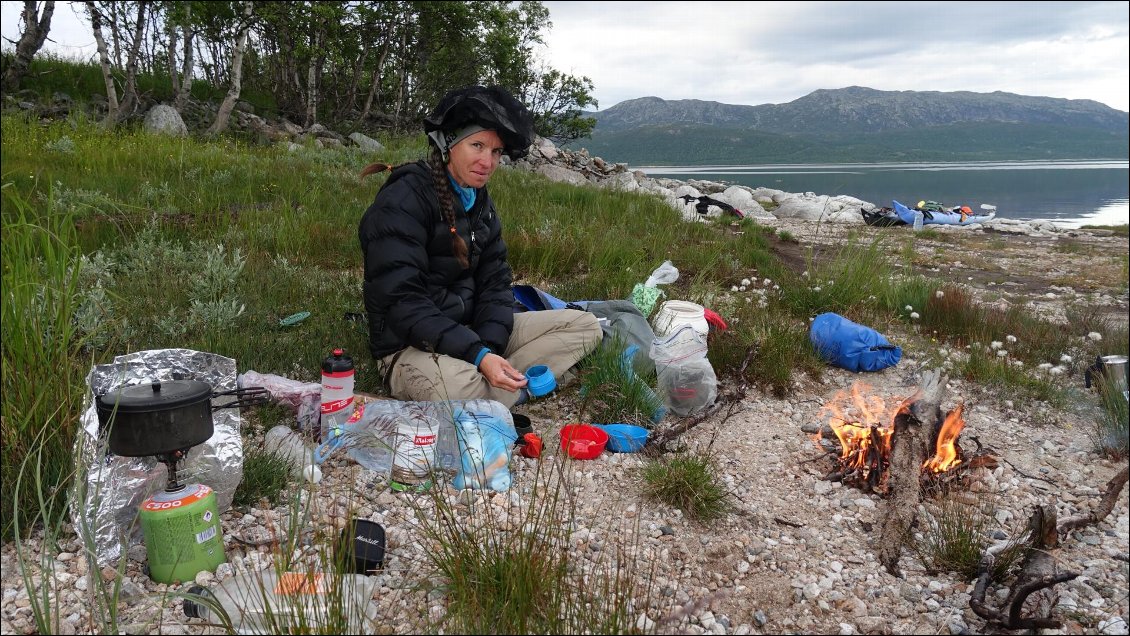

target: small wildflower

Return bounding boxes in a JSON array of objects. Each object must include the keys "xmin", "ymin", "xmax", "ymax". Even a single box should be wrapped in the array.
[
  {"xmin": 904, "ymin": 305, "xmax": 913, "ymax": 312},
  {"xmin": 1087, "ymin": 332, "xmax": 1103, "ymax": 342},
  {"xmin": 731, "ymin": 285, "xmax": 739, "ymax": 292},
  {"xmin": 910, "ymin": 312, "xmax": 920, "ymax": 320},
  {"xmin": 935, "ymin": 290, "xmax": 945, "ymax": 299},
  {"xmin": 997, "ymin": 350, "xmax": 1008, "ymax": 358},
  {"xmin": 739, "ymin": 286, "xmax": 747, "ymax": 292},
  {"xmin": 1012, "ymin": 360, "xmax": 1024, "ymax": 368},
  {"xmin": 1006, "ymin": 335, "xmax": 1017, "ymax": 343},
  {"xmin": 1060, "ymin": 354, "xmax": 1073, "ymax": 364},
  {"xmin": 763, "ymin": 278, "xmax": 772, "ymax": 286},
  {"xmin": 812, "ymin": 286, "xmax": 822, "ymax": 292},
  {"xmin": 990, "ymin": 341, "xmax": 1003, "ymax": 350},
  {"xmin": 772, "ymin": 285, "xmax": 779, "ymax": 291},
  {"xmin": 741, "ymin": 278, "xmax": 751, "ymax": 286},
  {"xmin": 802, "ymin": 271, "xmax": 810, "ymax": 278}
]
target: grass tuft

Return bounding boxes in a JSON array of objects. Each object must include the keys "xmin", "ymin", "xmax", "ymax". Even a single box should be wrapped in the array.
[{"xmin": 641, "ymin": 450, "xmax": 732, "ymax": 522}]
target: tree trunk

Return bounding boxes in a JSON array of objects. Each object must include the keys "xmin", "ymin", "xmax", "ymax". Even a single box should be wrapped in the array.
[
  {"xmin": 358, "ymin": 38, "xmax": 391, "ymax": 125},
  {"xmin": 207, "ymin": 1, "xmax": 253, "ymax": 136},
  {"xmin": 877, "ymin": 369, "xmax": 947, "ymax": 576},
  {"xmin": 2, "ymin": 1, "xmax": 56, "ymax": 93},
  {"xmin": 172, "ymin": 4, "xmax": 195, "ymax": 112},
  {"xmin": 166, "ymin": 14, "xmax": 179, "ymax": 97},
  {"xmin": 116, "ymin": 0, "xmax": 149, "ymax": 123},
  {"xmin": 303, "ymin": 23, "xmax": 323, "ymax": 127},
  {"xmin": 86, "ymin": 1, "xmax": 120, "ymax": 126}
]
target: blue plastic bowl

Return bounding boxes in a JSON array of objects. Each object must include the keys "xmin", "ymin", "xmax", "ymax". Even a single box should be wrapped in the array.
[
  {"xmin": 598, "ymin": 424, "xmax": 649, "ymax": 453},
  {"xmin": 525, "ymin": 364, "xmax": 556, "ymax": 397}
]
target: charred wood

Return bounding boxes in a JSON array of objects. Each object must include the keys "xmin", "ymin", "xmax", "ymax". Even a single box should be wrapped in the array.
[{"xmin": 877, "ymin": 369, "xmax": 947, "ymax": 576}]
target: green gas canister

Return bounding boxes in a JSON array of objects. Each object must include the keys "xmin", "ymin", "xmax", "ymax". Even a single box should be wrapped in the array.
[{"xmin": 139, "ymin": 483, "xmax": 226, "ymax": 584}]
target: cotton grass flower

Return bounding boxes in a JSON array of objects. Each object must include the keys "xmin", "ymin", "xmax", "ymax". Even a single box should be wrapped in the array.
[
  {"xmin": 935, "ymin": 290, "xmax": 945, "ymax": 299},
  {"xmin": 1006, "ymin": 335, "xmax": 1017, "ymax": 343},
  {"xmin": 1060, "ymin": 354, "xmax": 1073, "ymax": 364},
  {"xmin": 904, "ymin": 305, "xmax": 913, "ymax": 312},
  {"xmin": 990, "ymin": 341, "xmax": 1003, "ymax": 350},
  {"xmin": 910, "ymin": 312, "xmax": 920, "ymax": 320},
  {"xmin": 997, "ymin": 350, "xmax": 1009, "ymax": 358},
  {"xmin": 1087, "ymin": 332, "xmax": 1103, "ymax": 342},
  {"xmin": 1038, "ymin": 362, "xmax": 1053, "ymax": 370},
  {"xmin": 741, "ymin": 278, "xmax": 751, "ymax": 286},
  {"xmin": 731, "ymin": 285, "xmax": 739, "ymax": 292},
  {"xmin": 1049, "ymin": 366, "xmax": 1066, "ymax": 375}
]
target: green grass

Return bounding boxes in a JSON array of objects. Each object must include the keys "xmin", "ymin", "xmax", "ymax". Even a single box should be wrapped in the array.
[
  {"xmin": 641, "ymin": 449, "xmax": 733, "ymax": 522},
  {"xmin": 910, "ymin": 495, "xmax": 1025, "ymax": 582},
  {"xmin": 577, "ymin": 337, "xmax": 665, "ymax": 427},
  {"xmin": 1092, "ymin": 375, "xmax": 1129, "ymax": 459},
  {"xmin": 233, "ymin": 443, "xmax": 297, "ymax": 508},
  {"xmin": 414, "ymin": 460, "xmax": 659, "ymax": 634}
]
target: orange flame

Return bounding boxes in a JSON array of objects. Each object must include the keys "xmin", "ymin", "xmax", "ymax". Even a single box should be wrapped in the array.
[
  {"xmin": 818, "ymin": 382, "xmax": 965, "ymax": 478},
  {"xmin": 923, "ymin": 403, "xmax": 965, "ymax": 473}
]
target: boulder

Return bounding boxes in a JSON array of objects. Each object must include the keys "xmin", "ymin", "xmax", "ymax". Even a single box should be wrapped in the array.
[
  {"xmin": 535, "ymin": 164, "xmax": 588, "ymax": 186},
  {"xmin": 348, "ymin": 132, "xmax": 385, "ymax": 152},
  {"xmin": 143, "ymin": 104, "xmax": 188, "ymax": 137}
]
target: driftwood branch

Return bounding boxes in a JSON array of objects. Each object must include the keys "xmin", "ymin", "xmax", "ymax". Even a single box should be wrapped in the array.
[
  {"xmin": 1058, "ymin": 464, "xmax": 1129, "ymax": 533},
  {"xmin": 648, "ymin": 386, "xmax": 746, "ymax": 455},
  {"xmin": 971, "ymin": 505, "xmax": 1081, "ymax": 630},
  {"xmin": 877, "ymin": 369, "xmax": 947, "ymax": 576}
]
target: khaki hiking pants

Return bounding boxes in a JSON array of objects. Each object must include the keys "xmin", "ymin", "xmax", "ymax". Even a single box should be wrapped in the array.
[{"xmin": 382, "ymin": 309, "xmax": 602, "ymax": 408}]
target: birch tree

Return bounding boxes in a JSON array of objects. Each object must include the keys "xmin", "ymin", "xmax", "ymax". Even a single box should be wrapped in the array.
[
  {"xmin": 207, "ymin": 0, "xmax": 253, "ymax": 135},
  {"xmin": 2, "ymin": 1, "xmax": 56, "ymax": 93}
]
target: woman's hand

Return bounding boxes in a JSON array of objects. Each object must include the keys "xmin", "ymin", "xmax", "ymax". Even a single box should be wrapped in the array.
[{"xmin": 478, "ymin": 353, "xmax": 529, "ymax": 392}]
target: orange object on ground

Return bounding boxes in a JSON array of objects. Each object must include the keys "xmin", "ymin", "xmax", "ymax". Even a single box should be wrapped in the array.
[{"xmin": 519, "ymin": 433, "xmax": 543, "ymax": 458}]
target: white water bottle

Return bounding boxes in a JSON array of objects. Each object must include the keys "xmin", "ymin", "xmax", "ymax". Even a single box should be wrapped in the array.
[
  {"xmin": 912, "ymin": 209, "xmax": 924, "ymax": 232},
  {"xmin": 264, "ymin": 425, "xmax": 322, "ymax": 483}
]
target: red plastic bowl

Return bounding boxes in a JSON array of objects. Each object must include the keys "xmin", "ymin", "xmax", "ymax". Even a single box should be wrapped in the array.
[{"xmin": 559, "ymin": 424, "xmax": 608, "ymax": 460}]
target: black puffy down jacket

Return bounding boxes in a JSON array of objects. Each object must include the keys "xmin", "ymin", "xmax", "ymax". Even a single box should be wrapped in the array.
[{"xmin": 358, "ymin": 161, "xmax": 515, "ymax": 364}]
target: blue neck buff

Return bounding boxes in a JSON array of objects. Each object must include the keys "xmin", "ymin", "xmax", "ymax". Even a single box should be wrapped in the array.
[{"xmin": 447, "ymin": 173, "xmax": 477, "ymax": 212}]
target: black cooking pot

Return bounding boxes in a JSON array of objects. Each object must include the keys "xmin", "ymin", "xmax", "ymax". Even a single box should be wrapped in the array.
[{"xmin": 96, "ymin": 380, "xmax": 267, "ymax": 457}]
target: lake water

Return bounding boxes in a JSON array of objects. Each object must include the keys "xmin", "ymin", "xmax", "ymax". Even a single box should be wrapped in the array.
[{"xmin": 634, "ymin": 160, "xmax": 1129, "ymax": 228}]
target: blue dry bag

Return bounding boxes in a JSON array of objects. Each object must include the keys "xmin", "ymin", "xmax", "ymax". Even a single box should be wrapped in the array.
[{"xmin": 809, "ymin": 312, "xmax": 902, "ymax": 372}]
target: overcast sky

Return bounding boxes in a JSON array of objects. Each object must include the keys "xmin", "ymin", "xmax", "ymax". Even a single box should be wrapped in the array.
[
  {"xmin": 3, "ymin": 1, "xmax": 1127, "ymax": 112},
  {"xmin": 540, "ymin": 1, "xmax": 1129, "ymax": 112}
]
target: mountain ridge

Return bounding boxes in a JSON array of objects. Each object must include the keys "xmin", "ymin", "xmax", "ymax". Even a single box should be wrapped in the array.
[{"xmin": 572, "ymin": 87, "xmax": 1128, "ymax": 164}]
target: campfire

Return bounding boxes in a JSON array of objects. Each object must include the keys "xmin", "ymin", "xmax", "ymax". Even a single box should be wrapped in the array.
[{"xmin": 811, "ymin": 382, "xmax": 993, "ymax": 493}]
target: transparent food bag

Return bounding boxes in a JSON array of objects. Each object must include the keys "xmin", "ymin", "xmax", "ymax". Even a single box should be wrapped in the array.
[{"xmin": 650, "ymin": 325, "xmax": 717, "ymax": 416}]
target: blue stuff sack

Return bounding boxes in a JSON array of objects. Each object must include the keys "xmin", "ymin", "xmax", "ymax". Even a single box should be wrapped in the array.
[
  {"xmin": 809, "ymin": 312, "xmax": 902, "ymax": 372},
  {"xmin": 451, "ymin": 410, "xmax": 517, "ymax": 491}
]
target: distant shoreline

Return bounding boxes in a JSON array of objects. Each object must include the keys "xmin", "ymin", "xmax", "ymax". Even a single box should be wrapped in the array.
[{"xmin": 635, "ymin": 160, "xmax": 1130, "ymax": 228}]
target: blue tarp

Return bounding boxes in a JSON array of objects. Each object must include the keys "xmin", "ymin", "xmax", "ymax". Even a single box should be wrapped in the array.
[{"xmin": 809, "ymin": 312, "xmax": 902, "ymax": 372}]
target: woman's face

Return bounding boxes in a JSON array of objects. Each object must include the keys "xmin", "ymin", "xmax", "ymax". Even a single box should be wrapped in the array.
[{"xmin": 447, "ymin": 129, "xmax": 504, "ymax": 189}]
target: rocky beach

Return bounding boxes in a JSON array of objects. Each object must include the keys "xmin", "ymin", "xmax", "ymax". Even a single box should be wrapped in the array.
[{"xmin": 2, "ymin": 134, "xmax": 1127, "ymax": 636}]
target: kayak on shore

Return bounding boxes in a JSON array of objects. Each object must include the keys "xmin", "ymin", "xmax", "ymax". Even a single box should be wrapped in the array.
[{"xmin": 893, "ymin": 200, "xmax": 997, "ymax": 226}]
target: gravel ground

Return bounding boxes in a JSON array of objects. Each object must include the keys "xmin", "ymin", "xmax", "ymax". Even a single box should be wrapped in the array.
[{"xmin": 3, "ymin": 219, "xmax": 1127, "ymax": 636}]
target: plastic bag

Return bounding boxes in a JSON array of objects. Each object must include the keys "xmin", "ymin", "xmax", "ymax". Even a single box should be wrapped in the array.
[
  {"xmin": 632, "ymin": 260, "xmax": 680, "ymax": 316},
  {"xmin": 644, "ymin": 260, "xmax": 679, "ymax": 287},
  {"xmin": 809, "ymin": 312, "xmax": 902, "ymax": 372},
  {"xmin": 238, "ymin": 370, "xmax": 322, "ymax": 433},
  {"xmin": 650, "ymin": 325, "xmax": 717, "ymax": 416},
  {"xmin": 451, "ymin": 410, "xmax": 517, "ymax": 491}
]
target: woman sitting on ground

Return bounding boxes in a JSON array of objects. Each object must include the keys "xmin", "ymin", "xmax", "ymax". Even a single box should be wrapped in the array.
[{"xmin": 358, "ymin": 85, "xmax": 602, "ymax": 408}]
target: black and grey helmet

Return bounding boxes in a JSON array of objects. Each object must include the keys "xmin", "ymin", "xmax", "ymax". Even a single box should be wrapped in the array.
[{"xmin": 424, "ymin": 85, "xmax": 536, "ymax": 161}]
